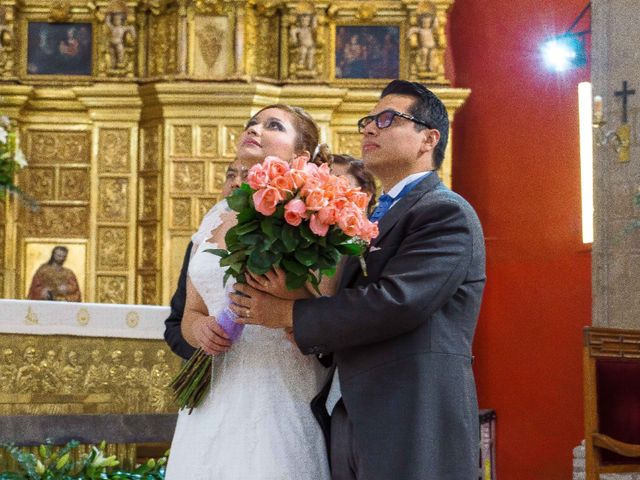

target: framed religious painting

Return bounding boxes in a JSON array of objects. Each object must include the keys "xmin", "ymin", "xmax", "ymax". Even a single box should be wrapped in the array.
[
  {"xmin": 331, "ymin": 24, "xmax": 404, "ymax": 84},
  {"xmin": 25, "ymin": 22, "xmax": 93, "ymax": 76}
]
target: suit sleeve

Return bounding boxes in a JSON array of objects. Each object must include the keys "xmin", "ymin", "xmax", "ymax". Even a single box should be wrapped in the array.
[
  {"xmin": 293, "ymin": 198, "xmax": 474, "ymax": 354},
  {"xmin": 164, "ymin": 242, "xmax": 196, "ymax": 360}
]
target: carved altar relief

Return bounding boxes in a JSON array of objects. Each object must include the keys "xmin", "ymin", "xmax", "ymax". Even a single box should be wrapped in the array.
[
  {"xmin": 98, "ymin": 178, "xmax": 129, "ymax": 222},
  {"xmin": 23, "ymin": 207, "xmax": 89, "ymax": 238},
  {"xmin": 59, "ymin": 168, "xmax": 90, "ymax": 201},
  {"xmin": 99, "ymin": 128, "xmax": 130, "ymax": 173},
  {"xmin": 28, "ymin": 131, "xmax": 90, "ymax": 165},
  {"xmin": 198, "ymin": 125, "xmax": 218, "ymax": 156},
  {"xmin": 97, "ymin": 227, "xmax": 127, "ymax": 270},
  {"xmin": 97, "ymin": 275, "xmax": 126, "ymax": 304}
]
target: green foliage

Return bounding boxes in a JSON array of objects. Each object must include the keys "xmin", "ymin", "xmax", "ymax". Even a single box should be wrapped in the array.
[
  {"xmin": 0, "ymin": 441, "xmax": 167, "ymax": 480},
  {"xmin": 0, "ymin": 118, "xmax": 37, "ymax": 210}
]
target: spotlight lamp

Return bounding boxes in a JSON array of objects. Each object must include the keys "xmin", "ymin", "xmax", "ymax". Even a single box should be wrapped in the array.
[{"xmin": 541, "ymin": 2, "xmax": 591, "ymax": 72}]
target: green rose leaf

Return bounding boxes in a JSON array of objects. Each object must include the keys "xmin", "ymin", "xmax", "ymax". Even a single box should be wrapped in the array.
[
  {"xmin": 294, "ymin": 247, "xmax": 318, "ymax": 267},
  {"xmin": 234, "ymin": 220, "xmax": 260, "ymax": 236},
  {"xmin": 281, "ymin": 225, "xmax": 299, "ymax": 252},
  {"xmin": 285, "ymin": 271, "xmax": 308, "ymax": 290},
  {"xmin": 227, "ymin": 186, "xmax": 251, "ymax": 212},
  {"xmin": 336, "ymin": 242, "xmax": 365, "ymax": 255},
  {"xmin": 281, "ymin": 257, "xmax": 307, "ymax": 276}
]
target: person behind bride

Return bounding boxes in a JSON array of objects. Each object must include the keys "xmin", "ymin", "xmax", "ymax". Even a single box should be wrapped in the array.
[{"xmin": 164, "ymin": 104, "xmax": 334, "ymax": 480}]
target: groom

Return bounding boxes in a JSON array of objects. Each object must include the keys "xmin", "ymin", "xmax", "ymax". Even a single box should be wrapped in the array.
[{"xmin": 233, "ymin": 80, "xmax": 486, "ymax": 480}]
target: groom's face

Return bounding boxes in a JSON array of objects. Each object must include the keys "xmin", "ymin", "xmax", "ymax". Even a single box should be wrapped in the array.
[
  {"xmin": 222, "ymin": 163, "xmax": 249, "ymax": 196},
  {"xmin": 360, "ymin": 94, "xmax": 429, "ymax": 176}
]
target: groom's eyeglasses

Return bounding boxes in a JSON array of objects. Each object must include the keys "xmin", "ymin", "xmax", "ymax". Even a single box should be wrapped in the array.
[{"xmin": 357, "ymin": 109, "xmax": 432, "ymax": 134}]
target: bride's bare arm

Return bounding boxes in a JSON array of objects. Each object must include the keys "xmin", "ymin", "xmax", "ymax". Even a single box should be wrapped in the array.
[{"xmin": 182, "ymin": 278, "xmax": 231, "ymax": 355}]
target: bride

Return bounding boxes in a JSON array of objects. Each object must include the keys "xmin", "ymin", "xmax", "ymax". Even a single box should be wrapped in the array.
[{"xmin": 165, "ymin": 105, "xmax": 332, "ymax": 480}]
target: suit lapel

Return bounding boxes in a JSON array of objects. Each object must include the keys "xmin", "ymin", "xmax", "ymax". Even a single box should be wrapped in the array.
[{"xmin": 338, "ymin": 172, "xmax": 442, "ymax": 289}]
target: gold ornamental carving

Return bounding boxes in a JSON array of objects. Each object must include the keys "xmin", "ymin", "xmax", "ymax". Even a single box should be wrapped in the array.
[
  {"xmin": 172, "ymin": 162, "xmax": 204, "ymax": 193},
  {"xmin": 356, "ymin": 3, "xmax": 378, "ymax": 21},
  {"xmin": 224, "ymin": 126, "xmax": 243, "ymax": 157},
  {"xmin": 28, "ymin": 132, "xmax": 90, "ymax": 165},
  {"xmin": 198, "ymin": 197, "xmax": 218, "ymax": 223},
  {"xmin": 139, "ymin": 275, "xmax": 157, "ymax": 305},
  {"xmin": 148, "ymin": 13, "xmax": 178, "ymax": 76},
  {"xmin": 97, "ymin": 276, "xmax": 127, "ymax": 304},
  {"xmin": 199, "ymin": 126, "xmax": 218, "ymax": 156},
  {"xmin": 172, "ymin": 125, "xmax": 193, "ymax": 156},
  {"xmin": 142, "ymin": 126, "xmax": 160, "ymax": 171},
  {"xmin": 0, "ymin": 335, "xmax": 181, "ymax": 415},
  {"xmin": 24, "ymin": 307, "xmax": 38, "ymax": 325},
  {"xmin": 99, "ymin": 129, "xmax": 130, "ymax": 173},
  {"xmin": 125, "ymin": 311, "xmax": 139, "ymax": 328},
  {"xmin": 253, "ymin": 14, "xmax": 279, "ymax": 78},
  {"xmin": 407, "ymin": 1, "xmax": 447, "ymax": 82},
  {"xmin": 0, "ymin": 229, "xmax": 4, "ymax": 269},
  {"xmin": 98, "ymin": 228, "xmax": 127, "ymax": 269},
  {"xmin": 139, "ymin": 176, "xmax": 159, "ymax": 221},
  {"xmin": 60, "ymin": 168, "xmax": 90, "ymax": 201},
  {"xmin": 0, "ymin": 7, "xmax": 15, "ymax": 76},
  {"xmin": 24, "ymin": 206, "xmax": 89, "ymax": 238},
  {"xmin": 21, "ymin": 167, "xmax": 55, "ymax": 200},
  {"xmin": 96, "ymin": 5, "xmax": 137, "ymax": 78},
  {"xmin": 171, "ymin": 198, "xmax": 191, "ymax": 229},
  {"xmin": 98, "ymin": 178, "xmax": 129, "ymax": 221},
  {"xmin": 335, "ymin": 132, "xmax": 362, "ymax": 157},
  {"xmin": 213, "ymin": 161, "xmax": 229, "ymax": 191},
  {"xmin": 139, "ymin": 226, "xmax": 157, "ymax": 268},
  {"xmin": 76, "ymin": 308, "xmax": 90, "ymax": 326},
  {"xmin": 49, "ymin": 0, "xmax": 72, "ymax": 23},
  {"xmin": 286, "ymin": 3, "xmax": 325, "ymax": 80}
]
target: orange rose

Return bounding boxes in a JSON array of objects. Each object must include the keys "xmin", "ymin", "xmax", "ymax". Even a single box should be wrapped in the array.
[
  {"xmin": 348, "ymin": 190, "xmax": 370, "ymax": 211},
  {"xmin": 317, "ymin": 205, "xmax": 338, "ymax": 225},
  {"xmin": 359, "ymin": 220, "xmax": 379, "ymax": 242},
  {"xmin": 305, "ymin": 189, "xmax": 328, "ymax": 211},
  {"xmin": 253, "ymin": 186, "xmax": 283, "ymax": 216}
]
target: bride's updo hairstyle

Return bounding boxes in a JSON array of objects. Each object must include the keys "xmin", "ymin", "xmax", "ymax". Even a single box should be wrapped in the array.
[{"xmin": 251, "ymin": 104, "xmax": 332, "ymax": 166}]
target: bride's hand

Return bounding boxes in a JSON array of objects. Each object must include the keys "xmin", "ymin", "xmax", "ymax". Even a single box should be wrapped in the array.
[
  {"xmin": 246, "ymin": 268, "xmax": 312, "ymax": 300},
  {"xmin": 192, "ymin": 313, "xmax": 232, "ymax": 356}
]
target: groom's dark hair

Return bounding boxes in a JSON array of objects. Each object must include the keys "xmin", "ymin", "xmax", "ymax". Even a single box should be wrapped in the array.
[{"xmin": 381, "ymin": 80, "xmax": 449, "ymax": 169}]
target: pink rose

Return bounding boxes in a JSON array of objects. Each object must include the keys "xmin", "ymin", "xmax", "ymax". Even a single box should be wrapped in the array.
[
  {"xmin": 317, "ymin": 205, "xmax": 338, "ymax": 225},
  {"xmin": 263, "ymin": 156, "xmax": 290, "ymax": 180},
  {"xmin": 348, "ymin": 190, "xmax": 370, "ymax": 211},
  {"xmin": 303, "ymin": 162, "xmax": 319, "ymax": 176},
  {"xmin": 359, "ymin": 220, "xmax": 379, "ymax": 242},
  {"xmin": 317, "ymin": 163, "xmax": 332, "ymax": 183},
  {"xmin": 300, "ymin": 176, "xmax": 321, "ymax": 197},
  {"xmin": 271, "ymin": 174, "xmax": 296, "ymax": 196},
  {"xmin": 284, "ymin": 198, "xmax": 308, "ymax": 226},
  {"xmin": 309, "ymin": 213, "xmax": 329, "ymax": 237},
  {"xmin": 253, "ymin": 186, "xmax": 283, "ymax": 216},
  {"xmin": 337, "ymin": 206, "xmax": 365, "ymax": 237},
  {"xmin": 305, "ymin": 189, "xmax": 328, "ymax": 211},
  {"xmin": 291, "ymin": 156, "xmax": 308, "ymax": 170},
  {"xmin": 285, "ymin": 169, "xmax": 307, "ymax": 190},
  {"xmin": 247, "ymin": 164, "xmax": 269, "ymax": 190}
]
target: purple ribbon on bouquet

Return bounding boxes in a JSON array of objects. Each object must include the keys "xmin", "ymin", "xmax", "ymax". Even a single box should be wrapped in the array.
[{"xmin": 217, "ymin": 305, "xmax": 244, "ymax": 342}]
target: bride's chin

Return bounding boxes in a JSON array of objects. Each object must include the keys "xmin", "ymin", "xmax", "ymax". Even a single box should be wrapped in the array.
[{"xmin": 236, "ymin": 148, "xmax": 263, "ymax": 163}]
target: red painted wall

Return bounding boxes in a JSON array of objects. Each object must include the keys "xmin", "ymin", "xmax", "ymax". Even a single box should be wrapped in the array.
[{"xmin": 449, "ymin": 1, "xmax": 592, "ymax": 478}]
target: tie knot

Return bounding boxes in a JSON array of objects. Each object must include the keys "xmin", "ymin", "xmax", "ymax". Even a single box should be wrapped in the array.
[
  {"xmin": 369, "ymin": 193, "xmax": 395, "ymax": 222},
  {"xmin": 377, "ymin": 193, "xmax": 394, "ymax": 205}
]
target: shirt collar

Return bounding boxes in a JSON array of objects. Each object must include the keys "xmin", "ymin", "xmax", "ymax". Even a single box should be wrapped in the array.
[{"xmin": 386, "ymin": 171, "xmax": 431, "ymax": 198}]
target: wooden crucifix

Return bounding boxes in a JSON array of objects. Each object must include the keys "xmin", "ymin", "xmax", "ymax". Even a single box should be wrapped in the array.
[{"xmin": 614, "ymin": 80, "xmax": 635, "ymax": 123}]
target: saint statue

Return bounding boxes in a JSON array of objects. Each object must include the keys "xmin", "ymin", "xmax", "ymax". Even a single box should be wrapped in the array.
[{"xmin": 27, "ymin": 246, "xmax": 81, "ymax": 302}]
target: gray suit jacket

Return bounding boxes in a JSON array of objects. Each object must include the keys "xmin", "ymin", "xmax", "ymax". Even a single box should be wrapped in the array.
[{"xmin": 294, "ymin": 172, "xmax": 486, "ymax": 480}]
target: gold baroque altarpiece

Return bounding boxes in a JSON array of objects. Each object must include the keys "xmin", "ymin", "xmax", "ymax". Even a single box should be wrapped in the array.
[{"xmin": 0, "ymin": 0, "xmax": 469, "ymax": 305}]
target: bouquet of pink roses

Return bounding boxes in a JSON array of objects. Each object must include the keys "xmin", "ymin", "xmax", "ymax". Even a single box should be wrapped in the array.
[{"xmin": 171, "ymin": 156, "xmax": 378, "ymax": 411}]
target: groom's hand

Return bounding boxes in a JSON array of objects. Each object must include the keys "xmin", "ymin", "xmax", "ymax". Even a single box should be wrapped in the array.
[{"xmin": 229, "ymin": 284, "xmax": 294, "ymax": 330}]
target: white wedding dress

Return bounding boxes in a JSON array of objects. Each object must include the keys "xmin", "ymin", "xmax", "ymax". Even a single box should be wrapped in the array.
[{"xmin": 165, "ymin": 200, "xmax": 330, "ymax": 480}]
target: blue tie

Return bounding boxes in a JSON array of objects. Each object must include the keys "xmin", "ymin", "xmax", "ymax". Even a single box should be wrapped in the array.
[{"xmin": 369, "ymin": 193, "xmax": 394, "ymax": 222}]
